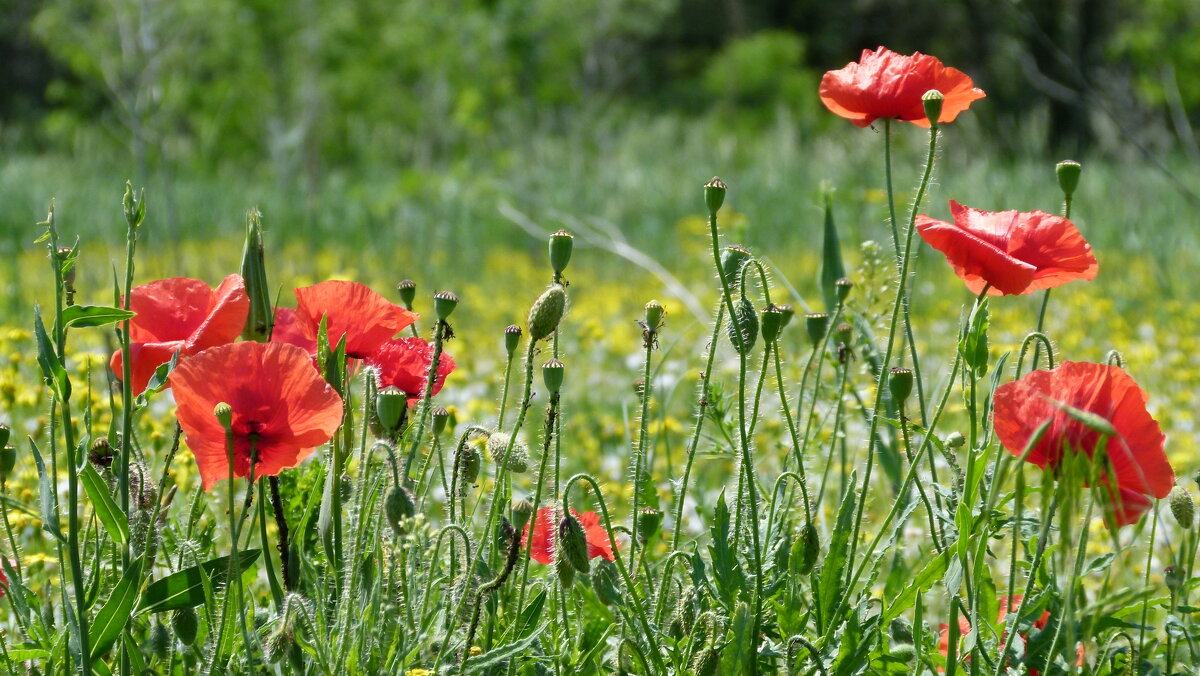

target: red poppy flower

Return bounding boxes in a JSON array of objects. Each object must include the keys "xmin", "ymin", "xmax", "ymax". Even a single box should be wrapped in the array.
[
  {"xmin": 270, "ymin": 307, "xmax": 317, "ymax": 354},
  {"xmin": 366, "ymin": 338, "xmax": 456, "ymax": 406},
  {"xmin": 521, "ymin": 506, "xmax": 617, "ymax": 565},
  {"xmin": 819, "ymin": 47, "xmax": 985, "ymax": 128},
  {"xmin": 938, "ymin": 596, "xmax": 1068, "ymax": 675},
  {"xmin": 916, "ymin": 201, "xmax": 1098, "ymax": 296},
  {"xmin": 170, "ymin": 342, "xmax": 344, "ymax": 491},
  {"xmin": 110, "ymin": 275, "xmax": 249, "ymax": 394},
  {"xmin": 293, "ymin": 281, "xmax": 418, "ymax": 359},
  {"xmin": 993, "ymin": 361, "xmax": 1173, "ymax": 526},
  {"xmin": 0, "ymin": 563, "xmax": 7, "ymax": 599}
]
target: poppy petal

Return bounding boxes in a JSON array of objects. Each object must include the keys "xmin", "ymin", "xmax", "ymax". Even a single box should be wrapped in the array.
[
  {"xmin": 294, "ymin": 281, "xmax": 419, "ymax": 359},
  {"xmin": 186, "ymin": 275, "xmax": 250, "ymax": 352},
  {"xmin": 110, "ymin": 341, "xmax": 185, "ymax": 395}
]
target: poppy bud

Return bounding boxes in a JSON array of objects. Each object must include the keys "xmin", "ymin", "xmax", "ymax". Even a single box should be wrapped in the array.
[
  {"xmin": 397, "ymin": 280, "xmax": 416, "ymax": 310},
  {"xmin": 798, "ymin": 521, "xmax": 820, "ymax": 574},
  {"xmin": 511, "ymin": 498, "xmax": 535, "ymax": 531},
  {"xmin": 835, "ymin": 277, "xmax": 853, "ymax": 303},
  {"xmin": 559, "ymin": 512, "xmax": 591, "ymax": 574},
  {"xmin": 691, "ymin": 647, "xmax": 720, "ymax": 676},
  {"xmin": 889, "ymin": 367, "xmax": 914, "ymax": 408},
  {"xmin": 240, "ymin": 208, "xmax": 273, "ymax": 343},
  {"xmin": 432, "ymin": 406, "xmax": 450, "ymax": 436},
  {"xmin": 1056, "ymin": 160, "xmax": 1082, "ymax": 198},
  {"xmin": 264, "ymin": 628, "xmax": 294, "ymax": 664},
  {"xmin": 643, "ymin": 300, "xmax": 665, "ymax": 332},
  {"xmin": 1166, "ymin": 565, "xmax": 1183, "ymax": 592},
  {"xmin": 433, "ymin": 291, "xmax": 459, "ymax": 321},
  {"xmin": 88, "ymin": 438, "xmax": 113, "ymax": 470},
  {"xmin": 922, "ymin": 89, "xmax": 944, "ymax": 126},
  {"xmin": 122, "ymin": 181, "xmax": 145, "ymax": 229},
  {"xmin": 549, "ymin": 230, "xmax": 574, "ymax": 276},
  {"xmin": 0, "ymin": 424, "xmax": 8, "ymax": 449},
  {"xmin": 375, "ymin": 386, "xmax": 407, "ymax": 433},
  {"xmin": 503, "ymin": 325, "xmax": 522, "ymax": 357},
  {"xmin": 171, "ymin": 606, "xmax": 199, "ymax": 646},
  {"xmin": 805, "ymin": 313, "xmax": 830, "ymax": 347},
  {"xmin": 890, "ymin": 618, "xmax": 914, "ymax": 645},
  {"xmin": 385, "ymin": 485, "xmax": 416, "ymax": 534},
  {"xmin": 591, "ymin": 558, "xmax": 622, "ymax": 606},
  {"xmin": 889, "ymin": 644, "xmax": 916, "ymax": 663},
  {"xmin": 487, "ymin": 432, "xmax": 530, "ymax": 473},
  {"xmin": 720, "ymin": 245, "xmax": 752, "ymax": 285},
  {"xmin": 1170, "ymin": 486, "xmax": 1195, "ymax": 528},
  {"xmin": 637, "ymin": 507, "xmax": 663, "ymax": 544},
  {"xmin": 760, "ymin": 304, "xmax": 785, "ymax": 343},
  {"xmin": 339, "ymin": 474, "xmax": 353, "ymax": 502},
  {"xmin": 542, "ymin": 358, "xmax": 565, "ymax": 396},
  {"xmin": 728, "ymin": 297, "xmax": 758, "ymax": 354},
  {"xmin": 673, "ymin": 586, "xmax": 697, "ymax": 637},
  {"xmin": 834, "ymin": 322, "xmax": 853, "ymax": 347},
  {"xmin": 149, "ymin": 620, "xmax": 170, "ymax": 658},
  {"xmin": 0, "ymin": 445, "xmax": 15, "ymax": 481},
  {"xmin": 528, "ymin": 285, "xmax": 567, "ymax": 342},
  {"xmin": 556, "ymin": 549, "xmax": 576, "ymax": 588},
  {"xmin": 946, "ymin": 432, "xmax": 966, "ymax": 449},
  {"xmin": 213, "ymin": 402, "xmax": 233, "ymax": 429},
  {"xmin": 704, "ymin": 176, "xmax": 727, "ymax": 215},
  {"xmin": 458, "ymin": 447, "xmax": 481, "ymax": 484}
]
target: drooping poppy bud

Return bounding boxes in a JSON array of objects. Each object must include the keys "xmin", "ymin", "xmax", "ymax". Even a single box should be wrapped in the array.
[
  {"xmin": 503, "ymin": 325, "xmax": 522, "ymax": 357},
  {"xmin": 458, "ymin": 446, "xmax": 481, "ymax": 484},
  {"xmin": 728, "ymin": 297, "xmax": 758, "ymax": 354},
  {"xmin": 149, "ymin": 620, "xmax": 170, "ymax": 658},
  {"xmin": 591, "ymin": 558, "xmax": 622, "ymax": 605},
  {"xmin": 264, "ymin": 628, "xmax": 294, "ymax": 664},
  {"xmin": 487, "ymin": 432, "xmax": 529, "ymax": 473},
  {"xmin": 691, "ymin": 647, "xmax": 720, "ymax": 676},
  {"xmin": 172, "ymin": 606, "xmax": 199, "ymax": 646},
  {"xmin": 558, "ymin": 512, "xmax": 591, "ymax": 574},
  {"xmin": 922, "ymin": 89, "xmax": 944, "ymax": 126},
  {"xmin": 385, "ymin": 485, "xmax": 416, "ymax": 535},
  {"xmin": 1170, "ymin": 486, "xmax": 1195, "ymax": 528},
  {"xmin": 528, "ymin": 285, "xmax": 567, "ymax": 342},
  {"xmin": 396, "ymin": 280, "xmax": 417, "ymax": 310},
  {"xmin": 889, "ymin": 367, "xmax": 915, "ymax": 408},
  {"xmin": 798, "ymin": 522, "xmax": 820, "ymax": 574},
  {"xmin": 549, "ymin": 230, "xmax": 574, "ymax": 276},
  {"xmin": 556, "ymin": 549, "xmax": 576, "ymax": 587},
  {"xmin": 542, "ymin": 358, "xmax": 565, "ymax": 396},
  {"xmin": 805, "ymin": 313, "xmax": 830, "ymax": 347},
  {"xmin": 704, "ymin": 177, "xmax": 727, "ymax": 215}
]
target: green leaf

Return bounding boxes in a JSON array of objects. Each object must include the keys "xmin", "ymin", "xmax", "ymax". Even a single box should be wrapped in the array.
[
  {"xmin": 137, "ymin": 550, "xmax": 261, "ymax": 614},
  {"xmin": 958, "ymin": 300, "xmax": 990, "ymax": 377},
  {"xmin": 707, "ymin": 492, "xmax": 745, "ymax": 607},
  {"xmin": 719, "ymin": 601, "xmax": 755, "ymax": 675},
  {"xmin": 882, "ymin": 549, "xmax": 950, "ymax": 624},
  {"xmin": 33, "ymin": 306, "xmax": 70, "ymax": 401},
  {"xmin": 81, "ymin": 463, "xmax": 129, "ymax": 545},
  {"xmin": 90, "ymin": 558, "xmax": 143, "ymax": 659},
  {"xmin": 463, "ymin": 623, "xmax": 548, "ymax": 674},
  {"xmin": 135, "ymin": 350, "xmax": 179, "ymax": 409},
  {"xmin": 817, "ymin": 471, "xmax": 857, "ymax": 631},
  {"xmin": 28, "ymin": 438, "xmax": 63, "ymax": 541},
  {"xmin": 60, "ymin": 305, "xmax": 135, "ymax": 329},
  {"xmin": 819, "ymin": 187, "xmax": 846, "ymax": 312}
]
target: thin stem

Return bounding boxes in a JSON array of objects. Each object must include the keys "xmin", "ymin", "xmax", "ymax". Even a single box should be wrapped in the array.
[{"xmin": 630, "ymin": 331, "xmax": 656, "ymax": 563}]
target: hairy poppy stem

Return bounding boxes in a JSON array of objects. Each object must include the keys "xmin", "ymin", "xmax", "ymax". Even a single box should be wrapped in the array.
[
  {"xmin": 268, "ymin": 476, "xmax": 293, "ymax": 591},
  {"xmin": 629, "ymin": 326, "xmax": 655, "ymax": 565}
]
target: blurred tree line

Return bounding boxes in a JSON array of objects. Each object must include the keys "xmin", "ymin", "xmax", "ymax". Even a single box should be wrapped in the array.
[{"xmin": 1, "ymin": 0, "xmax": 1197, "ymax": 181}]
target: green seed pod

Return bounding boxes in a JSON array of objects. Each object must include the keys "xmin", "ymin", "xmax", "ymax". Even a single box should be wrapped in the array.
[
  {"xmin": 433, "ymin": 291, "xmax": 459, "ymax": 321},
  {"xmin": 397, "ymin": 280, "xmax": 416, "ymax": 309},
  {"xmin": 922, "ymin": 89, "xmax": 944, "ymax": 125},
  {"xmin": 834, "ymin": 322, "xmax": 853, "ymax": 347},
  {"xmin": 542, "ymin": 358, "xmax": 565, "ymax": 396},
  {"xmin": 889, "ymin": 367, "xmax": 914, "ymax": 408},
  {"xmin": 149, "ymin": 620, "xmax": 170, "ymax": 658},
  {"xmin": 777, "ymin": 304, "xmax": 795, "ymax": 328},
  {"xmin": 704, "ymin": 176, "xmax": 727, "ymax": 214},
  {"xmin": 385, "ymin": 486, "xmax": 416, "ymax": 534},
  {"xmin": 720, "ymin": 245, "xmax": 752, "ymax": 285},
  {"xmin": 559, "ymin": 513, "xmax": 591, "ymax": 574},
  {"xmin": 171, "ymin": 607, "xmax": 199, "ymax": 646},
  {"xmin": 760, "ymin": 304, "xmax": 785, "ymax": 344},
  {"xmin": 691, "ymin": 647, "xmax": 721, "ymax": 676},
  {"xmin": 375, "ymin": 386, "xmax": 407, "ymax": 433},
  {"xmin": 1170, "ymin": 486, "xmax": 1195, "ymax": 528},
  {"xmin": 799, "ymin": 522, "xmax": 820, "ymax": 574},
  {"xmin": 835, "ymin": 277, "xmax": 853, "ymax": 304},
  {"xmin": 0, "ymin": 423, "xmax": 10, "ymax": 449},
  {"xmin": 213, "ymin": 402, "xmax": 233, "ymax": 429},
  {"xmin": 432, "ymin": 406, "xmax": 450, "ymax": 436},
  {"xmin": 637, "ymin": 507, "xmax": 663, "ymax": 545},
  {"xmin": 549, "ymin": 230, "xmax": 574, "ymax": 276},
  {"xmin": 727, "ymin": 297, "xmax": 758, "ymax": 354},
  {"xmin": 512, "ymin": 498, "xmax": 535, "ymax": 532},
  {"xmin": 1056, "ymin": 160, "xmax": 1082, "ymax": 197},
  {"xmin": 805, "ymin": 313, "xmax": 829, "ymax": 347},
  {"xmin": 0, "ymin": 445, "xmax": 16, "ymax": 480},
  {"xmin": 527, "ymin": 285, "xmax": 567, "ymax": 342},
  {"xmin": 458, "ymin": 446, "xmax": 481, "ymax": 484},
  {"xmin": 643, "ymin": 300, "xmax": 665, "ymax": 332},
  {"xmin": 591, "ymin": 558, "xmax": 622, "ymax": 606},
  {"xmin": 503, "ymin": 325, "xmax": 522, "ymax": 357}
]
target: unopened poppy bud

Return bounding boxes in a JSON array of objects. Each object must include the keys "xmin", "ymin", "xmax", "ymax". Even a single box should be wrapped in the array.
[
  {"xmin": 1056, "ymin": 160, "xmax": 1082, "ymax": 197},
  {"xmin": 834, "ymin": 322, "xmax": 853, "ymax": 346},
  {"xmin": 432, "ymin": 406, "xmax": 450, "ymax": 436},
  {"xmin": 171, "ymin": 607, "xmax": 199, "ymax": 646},
  {"xmin": 503, "ymin": 325, "xmax": 522, "ymax": 357},
  {"xmin": 720, "ymin": 245, "xmax": 752, "ymax": 284},
  {"xmin": 433, "ymin": 291, "xmax": 458, "ymax": 320},
  {"xmin": 644, "ymin": 300, "xmax": 665, "ymax": 332},
  {"xmin": 149, "ymin": 620, "xmax": 170, "ymax": 658},
  {"xmin": 397, "ymin": 280, "xmax": 416, "ymax": 309},
  {"xmin": 213, "ymin": 403, "xmax": 233, "ymax": 429},
  {"xmin": 946, "ymin": 432, "xmax": 966, "ymax": 449},
  {"xmin": 559, "ymin": 512, "xmax": 591, "ymax": 574},
  {"xmin": 691, "ymin": 647, "xmax": 720, "ymax": 676},
  {"xmin": 0, "ymin": 445, "xmax": 15, "ymax": 480},
  {"xmin": 798, "ymin": 522, "xmax": 819, "ymax": 574},
  {"xmin": 704, "ymin": 176, "xmax": 727, "ymax": 214},
  {"xmin": 1165, "ymin": 565, "xmax": 1183, "ymax": 592},
  {"xmin": 528, "ymin": 285, "xmax": 567, "ymax": 342},
  {"xmin": 637, "ymin": 507, "xmax": 663, "ymax": 544},
  {"xmin": 777, "ymin": 304, "xmax": 795, "ymax": 328},
  {"xmin": 264, "ymin": 628, "xmax": 294, "ymax": 664},
  {"xmin": 88, "ymin": 438, "xmax": 113, "ymax": 470},
  {"xmin": 376, "ymin": 386, "xmax": 407, "ymax": 432},
  {"xmin": 728, "ymin": 297, "xmax": 758, "ymax": 354},
  {"xmin": 805, "ymin": 313, "xmax": 830, "ymax": 347},
  {"xmin": 385, "ymin": 485, "xmax": 416, "ymax": 534},
  {"xmin": 889, "ymin": 644, "xmax": 916, "ymax": 663},
  {"xmin": 922, "ymin": 89, "xmax": 944, "ymax": 126},
  {"xmin": 591, "ymin": 558, "xmax": 622, "ymax": 605},
  {"xmin": 549, "ymin": 230, "xmax": 574, "ymax": 276},
  {"xmin": 458, "ymin": 447, "xmax": 481, "ymax": 484},
  {"xmin": 542, "ymin": 358, "xmax": 565, "ymax": 395},
  {"xmin": 889, "ymin": 368, "xmax": 914, "ymax": 408},
  {"xmin": 1170, "ymin": 486, "xmax": 1195, "ymax": 528},
  {"xmin": 760, "ymin": 304, "xmax": 785, "ymax": 343},
  {"xmin": 835, "ymin": 277, "xmax": 853, "ymax": 303},
  {"xmin": 555, "ymin": 549, "xmax": 576, "ymax": 587},
  {"xmin": 487, "ymin": 432, "xmax": 529, "ymax": 473},
  {"xmin": 511, "ymin": 498, "xmax": 535, "ymax": 531},
  {"xmin": 240, "ymin": 208, "xmax": 272, "ymax": 342}
]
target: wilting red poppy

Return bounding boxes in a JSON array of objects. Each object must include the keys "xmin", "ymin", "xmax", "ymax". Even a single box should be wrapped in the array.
[
  {"xmin": 110, "ymin": 275, "xmax": 249, "ymax": 394},
  {"xmin": 293, "ymin": 281, "xmax": 418, "ymax": 359},
  {"xmin": 916, "ymin": 200, "xmax": 1098, "ymax": 296},
  {"xmin": 938, "ymin": 596, "xmax": 1070, "ymax": 675},
  {"xmin": 171, "ymin": 342, "xmax": 344, "ymax": 490},
  {"xmin": 366, "ymin": 338, "xmax": 456, "ymax": 406},
  {"xmin": 522, "ymin": 506, "xmax": 617, "ymax": 564},
  {"xmin": 993, "ymin": 361, "xmax": 1172, "ymax": 526},
  {"xmin": 819, "ymin": 47, "xmax": 985, "ymax": 128}
]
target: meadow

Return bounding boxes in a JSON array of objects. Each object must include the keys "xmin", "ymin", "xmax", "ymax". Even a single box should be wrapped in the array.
[{"xmin": 0, "ymin": 48, "xmax": 1199, "ymax": 675}]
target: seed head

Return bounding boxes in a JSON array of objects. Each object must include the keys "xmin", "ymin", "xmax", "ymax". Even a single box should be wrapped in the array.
[
  {"xmin": 89, "ymin": 437, "xmax": 114, "ymax": 470},
  {"xmin": 433, "ymin": 291, "xmax": 459, "ymax": 321},
  {"xmin": 375, "ymin": 386, "xmax": 407, "ymax": 433},
  {"xmin": 1056, "ymin": 160, "xmax": 1082, "ymax": 197},
  {"xmin": 549, "ymin": 230, "xmax": 574, "ymax": 276},
  {"xmin": 835, "ymin": 276, "xmax": 854, "ymax": 303},
  {"xmin": 643, "ymin": 300, "xmax": 665, "ymax": 333},
  {"xmin": 719, "ymin": 245, "xmax": 752, "ymax": 285},
  {"xmin": 213, "ymin": 402, "xmax": 233, "ymax": 429},
  {"xmin": 542, "ymin": 358, "xmax": 565, "ymax": 396},
  {"xmin": 637, "ymin": 507, "xmax": 663, "ymax": 544},
  {"xmin": 760, "ymin": 304, "xmax": 785, "ymax": 343},
  {"xmin": 703, "ymin": 177, "xmax": 727, "ymax": 214},
  {"xmin": 888, "ymin": 368, "xmax": 915, "ymax": 408},
  {"xmin": 397, "ymin": 280, "xmax": 417, "ymax": 309},
  {"xmin": 511, "ymin": 498, "xmax": 535, "ymax": 531},
  {"xmin": 432, "ymin": 406, "xmax": 451, "ymax": 436},
  {"xmin": 805, "ymin": 313, "xmax": 830, "ymax": 347},
  {"xmin": 922, "ymin": 89, "xmax": 944, "ymax": 125}
]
